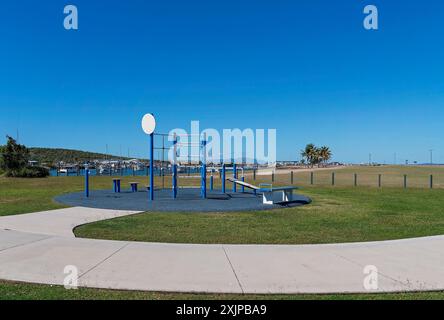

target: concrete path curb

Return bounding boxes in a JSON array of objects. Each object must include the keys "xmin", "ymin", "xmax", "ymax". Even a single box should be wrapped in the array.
[{"xmin": 0, "ymin": 207, "xmax": 443, "ymax": 294}]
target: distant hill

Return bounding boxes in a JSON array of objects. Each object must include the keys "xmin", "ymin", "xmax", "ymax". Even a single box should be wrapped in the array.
[{"xmin": 28, "ymin": 148, "xmax": 136, "ymax": 166}]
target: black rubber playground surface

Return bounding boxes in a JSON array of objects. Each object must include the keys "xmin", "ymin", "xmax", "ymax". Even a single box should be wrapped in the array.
[{"xmin": 55, "ymin": 188, "xmax": 311, "ymax": 212}]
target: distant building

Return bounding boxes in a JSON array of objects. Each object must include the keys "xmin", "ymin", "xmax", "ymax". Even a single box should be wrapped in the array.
[{"xmin": 28, "ymin": 160, "xmax": 39, "ymax": 167}]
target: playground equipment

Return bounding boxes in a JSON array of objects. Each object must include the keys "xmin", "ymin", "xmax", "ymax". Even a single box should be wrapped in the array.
[
  {"xmin": 130, "ymin": 182, "xmax": 139, "ymax": 192},
  {"xmin": 142, "ymin": 114, "xmax": 209, "ymax": 200},
  {"xmin": 227, "ymin": 178, "xmax": 299, "ymax": 205},
  {"xmin": 112, "ymin": 179, "xmax": 121, "ymax": 193},
  {"xmin": 141, "ymin": 114, "xmax": 299, "ymax": 204},
  {"xmin": 84, "ymin": 114, "xmax": 297, "ymax": 206},
  {"xmin": 141, "ymin": 113, "xmax": 156, "ymax": 200},
  {"xmin": 172, "ymin": 132, "xmax": 208, "ymax": 199},
  {"xmin": 140, "ymin": 114, "xmax": 253, "ymax": 201},
  {"xmin": 221, "ymin": 163, "xmax": 245, "ymax": 193}
]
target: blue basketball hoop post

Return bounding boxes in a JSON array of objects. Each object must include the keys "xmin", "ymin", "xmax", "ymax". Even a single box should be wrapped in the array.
[
  {"xmin": 149, "ymin": 132, "xmax": 154, "ymax": 201},
  {"xmin": 172, "ymin": 133, "xmax": 178, "ymax": 199},
  {"xmin": 201, "ymin": 133, "xmax": 207, "ymax": 199},
  {"xmin": 142, "ymin": 113, "xmax": 156, "ymax": 201}
]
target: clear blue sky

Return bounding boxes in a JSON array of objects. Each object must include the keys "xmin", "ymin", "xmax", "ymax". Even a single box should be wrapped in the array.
[{"xmin": 1, "ymin": 0, "xmax": 443, "ymax": 163}]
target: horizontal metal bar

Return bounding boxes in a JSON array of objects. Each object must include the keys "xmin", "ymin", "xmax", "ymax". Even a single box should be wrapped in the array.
[
  {"xmin": 153, "ymin": 133, "xmax": 170, "ymax": 137},
  {"xmin": 178, "ymin": 176, "xmax": 202, "ymax": 178}
]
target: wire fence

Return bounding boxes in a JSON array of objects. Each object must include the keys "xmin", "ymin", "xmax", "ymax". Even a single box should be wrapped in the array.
[
  {"xmin": 43, "ymin": 166, "xmax": 444, "ymax": 190},
  {"xmin": 248, "ymin": 170, "xmax": 443, "ymax": 189}
]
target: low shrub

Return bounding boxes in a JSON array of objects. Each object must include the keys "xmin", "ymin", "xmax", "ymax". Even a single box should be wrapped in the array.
[{"xmin": 5, "ymin": 166, "xmax": 50, "ymax": 178}]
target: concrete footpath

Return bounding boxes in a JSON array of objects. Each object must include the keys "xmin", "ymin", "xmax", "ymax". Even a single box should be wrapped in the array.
[{"xmin": 1, "ymin": 207, "xmax": 444, "ymax": 294}]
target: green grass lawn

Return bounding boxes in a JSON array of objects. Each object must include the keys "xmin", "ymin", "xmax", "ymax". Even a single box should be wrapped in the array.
[
  {"xmin": 3, "ymin": 168, "xmax": 444, "ymax": 299},
  {"xmin": 75, "ymin": 187, "xmax": 444, "ymax": 244},
  {"xmin": 0, "ymin": 175, "xmax": 151, "ymax": 216},
  {"xmin": 1, "ymin": 165, "xmax": 444, "ymax": 217},
  {"xmin": 2, "ymin": 280, "xmax": 444, "ymax": 300}
]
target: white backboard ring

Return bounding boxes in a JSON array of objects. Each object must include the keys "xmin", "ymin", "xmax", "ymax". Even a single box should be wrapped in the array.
[{"xmin": 141, "ymin": 114, "xmax": 156, "ymax": 135}]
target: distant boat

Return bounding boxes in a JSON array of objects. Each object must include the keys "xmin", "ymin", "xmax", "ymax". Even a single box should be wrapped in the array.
[
  {"xmin": 58, "ymin": 165, "xmax": 77, "ymax": 175},
  {"xmin": 99, "ymin": 165, "xmax": 112, "ymax": 175}
]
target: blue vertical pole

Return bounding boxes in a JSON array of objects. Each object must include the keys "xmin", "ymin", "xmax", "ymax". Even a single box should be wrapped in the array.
[
  {"xmin": 222, "ymin": 164, "xmax": 226, "ymax": 193},
  {"xmin": 201, "ymin": 137, "xmax": 207, "ymax": 199},
  {"xmin": 173, "ymin": 164, "xmax": 178, "ymax": 198},
  {"xmin": 173, "ymin": 133, "xmax": 178, "ymax": 199},
  {"xmin": 85, "ymin": 168, "xmax": 89, "ymax": 198},
  {"xmin": 149, "ymin": 133, "xmax": 154, "ymax": 201},
  {"xmin": 241, "ymin": 176, "xmax": 245, "ymax": 193},
  {"xmin": 201, "ymin": 164, "xmax": 207, "ymax": 199},
  {"xmin": 233, "ymin": 163, "xmax": 237, "ymax": 192}
]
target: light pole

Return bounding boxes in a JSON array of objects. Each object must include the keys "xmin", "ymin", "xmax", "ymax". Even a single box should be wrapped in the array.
[{"xmin": 429, "ymin": 149, "xmax": 433, "ymax": 165}]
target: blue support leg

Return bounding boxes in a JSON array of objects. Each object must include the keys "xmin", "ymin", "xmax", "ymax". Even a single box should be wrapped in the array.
[
  {"xmin": 222, "ymin": 164, "xmax": 226, "ymax": 193},
  {"xmin": 173, "ymin": 164, "xmax": 178, "ymax": 199},
  {"xmin": 233, "ymin": 163, "xmax": 237, "ymax": 193},
  {"xmin": 201, "ymin": 164, "xmax": 207, "ymax": 199},
  {"xmin": 85, "ymin": 169, "xmax": 89, "ymax": 198}
]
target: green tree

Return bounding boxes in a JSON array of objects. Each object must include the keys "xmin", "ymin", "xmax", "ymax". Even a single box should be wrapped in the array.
[
  {"xmin": 319, "ymin": 146, "xmax": 332, "ymax": 167},
  {"xmin": 0, "ymin": 145, "xmax": 4, "ymax": 173},
  {"xmin": 0, "ymin": 136, "xmax": 49, "ymax": 178},
  {"xmin": 1, "ymin": 136, "xmax": 29, "ymax": 172},
  {"xmin": 301, "ymin": 143, "xmax": 317, "ymax": 167},
  {"xmin": 301, "ymin": 144, "xmax": 332, "ymax": 167}
]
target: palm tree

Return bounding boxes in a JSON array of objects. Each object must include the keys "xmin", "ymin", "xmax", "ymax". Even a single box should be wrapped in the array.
[
  {"xmin": 318, "ymin": 146, "xmax": 332, "ymax": 167},
  {"xmin": 301, "ymin": 144, "xmax": 317, "ymax": 168},
  {"xmin": 301, "ymin": 144, "xmax": 332, "ymax": 167}
]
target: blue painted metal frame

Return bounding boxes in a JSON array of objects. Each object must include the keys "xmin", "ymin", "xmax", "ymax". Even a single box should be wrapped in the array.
[
  {"xmin": 172, "ymin": 135, "xmax": 178, "ymax": 199},
  {"xmin": 85, "ymin": 168, "xmax": 89, "ymax": 198},
  {"xmin": 172, "ymin": 164, "xmax": 178, "ymax": 199},
  {"xmin": 201, "ymin": 138, "xmax": 207, "ymax": 199},
  {"xmin": 222, "ymin": 164, "xmax": 226, "ymax": 193},
  {"xmin": 149, "ymin": 132, "xmax": 154, "ymax": 201},
  {"xmin": 232, "ymin": 163, "xmax": 237, "ymax": 192}
]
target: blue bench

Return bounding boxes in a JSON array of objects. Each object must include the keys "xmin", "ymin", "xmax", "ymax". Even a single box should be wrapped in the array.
[
  {"xmin": 112, "ymin": 179, "xmax": 121, "ymax": 193},
  {"xmin": 227, "ymin": 178, "xmax": 299, "ymax": 205},
  {"xmin": 130, "ymin": 182, "xmax": 139, "ymax": 192}
]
